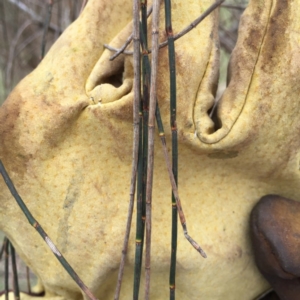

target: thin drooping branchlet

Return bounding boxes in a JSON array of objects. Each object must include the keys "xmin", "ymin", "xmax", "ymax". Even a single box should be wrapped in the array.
[
  {"xmin": 10, "ymin": 242, "xmax": 20, "ymax": 300},
  {"xmin": 104, "ymin": 5, "xmax": 153, "ymax": 61},
  {"xmin": 145, "ymin": 0, "xmax": 160, "ymax": 298},
  {"xmin": 0, "ymin": 160, "xmax": 98, "ymax": 300},
  {"xmin": 154, "ymin": 108, "xmax": 207, "ymax": 258},
  {"xmin": 164, "ymin": 0, "xmax": 178, "ymax": 298},
  {"xmin": 105, "ymin": 0, "xmax": 224, "ymax": 55},
  {"xmin": 126, "ymin": 1, "xmax": 212, "ymax": 266},
  {"xmin": 160, "ymin": 0, "xmax": 224, "ymax": 47},
  {"xmin": 113, "ymin": 0, "xmax": 141, "ymax": 298},
  {"xmin": 41, "ymin": 0, "xmax": 53, "ymax": 59},
  {"xmin": 109, "ymin": 33, "xmax": 134, "ymax": 61}
]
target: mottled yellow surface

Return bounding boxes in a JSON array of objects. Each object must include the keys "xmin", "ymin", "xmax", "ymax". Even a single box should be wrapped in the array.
[{"xmin": 1, "ymin": 0, "xmax": 300, "ymax": 299}]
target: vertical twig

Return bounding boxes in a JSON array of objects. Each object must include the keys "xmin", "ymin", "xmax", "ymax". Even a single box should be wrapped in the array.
[
  {"xmin": 164, "ymin": 0, "xmax": 178, "ymax": 298},
  {"xmin": 10, "ymin": 242, "xmax": 20, "ymax": 300},
  {"xmin": 4, "ymin": 238, "xmax": 9, "ymax": 300},
  {"xmin": 133, "ymin": 95, "xmax": 144, "ymax": 300},
  {"xmin": 41, "ymin": 0, "xmax": 53, "ymax": 59},
  {"xmin": 113, "ymin": 0, "xmax": 141, "ymax": 298},
  {"xmin": 26, "ymin": 266, "xmax": 31, "ymax": 295},
  {"xmin": 0, "ymin": 237, "xmax": 7, "ymax": 261},
  {"xmin": 133, "ymin": 3, "xmax": 150, "ymax": 297},
  {"xmin": 155, "ymin": 0, "xmax": 207, "ymax": 265},
  {"xmin": 145, "ymin": 0, "xmax": 160, "ymax": 298},
  {"xmin": 0, "ymin": 160, "xmax": 98, "ymax": 300}
]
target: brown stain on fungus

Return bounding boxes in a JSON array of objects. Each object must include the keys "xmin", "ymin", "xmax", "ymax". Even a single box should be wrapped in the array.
[
  {"xmin": 0, "ymin": 87, "xmax": 28, "ymax": 178},
  {"xmin": 208, "ymin": 151, "xmax": 239, "ymax": 159},
  {"xmin": 261, "ymin": 0, "xmax": 289, "ymax": 74}
]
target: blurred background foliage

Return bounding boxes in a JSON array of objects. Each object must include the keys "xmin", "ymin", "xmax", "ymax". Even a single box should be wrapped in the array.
[
  {"xmin": 0, "ymin": 0, "xmax": 248, "ymax": 104},
  {"xmin": 0, "ymin": 0, "xmax": 248, "ymax": 293},
  {"xmin": 0, "ymin": 0, "xmax": 85, "ymax": 104},
  {"xmin": 0, "ymin": 0, "xmax": 86, "ymax": 291}
]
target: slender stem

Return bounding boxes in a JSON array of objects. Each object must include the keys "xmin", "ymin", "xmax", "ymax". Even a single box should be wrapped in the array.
[
  {"xmin": 109, "ymin": 33, "xmax": 134, "ymax": 61},
  {"xmin": 113, "ymin": 0, "xmax": 141, "ymax": 298},
  {"xmin": 105, "ymin": 5, "xmax": 153, "ymax": 61},
  {"xmin": 164, "ymin": 0, "xmax": 178, "ymax": 298},
  {"xmin": 154, "ymin": 111, "xmax": 207, "ymax": 258},
  {"xmin": 139, "ymin": 6, "xmax": 205, "ymax": 298},
  {"xmin": 105, "ymin": 0, "xmax": 224, "ymax": 55},
  {"xmin": 0, "ymin": 237, "xmax": 7, "ymax": 261},
  {"xmin": 133, "ymin": 5, "xmax": 151, "ymax": 297},
  {"xmin": 4, "ymin": 238, "xmax": 9, "ymax": 300},
  {"xmin": 10, "ymin": 242, "xmax": 20, "ymax": 300},
  {"xmin": 133, "ymin": 109, "xmax": 144, "ymax": 300},
  {"xmin": 166, "ymin": 0, "xmax": 224, "ymax": 45},
  {"xmin": 221, "ymin": 4, "xmax": 245, "ymax": 11},
  {"xmin": 145, "ymin": 0, "xmax": 160, "ymax": 298},
  {"xmin": 0, "ymin": 160, "xmax": 98, "ymax": 300},
  {"xmin": 26, "ymin": 266, "xmax": 31, "ymax": 295}
]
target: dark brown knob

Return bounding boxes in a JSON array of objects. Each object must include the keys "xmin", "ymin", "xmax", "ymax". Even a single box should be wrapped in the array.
[{"xmin": 251, "ymin": 195, "xmax": 300, "ymax": 300}]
